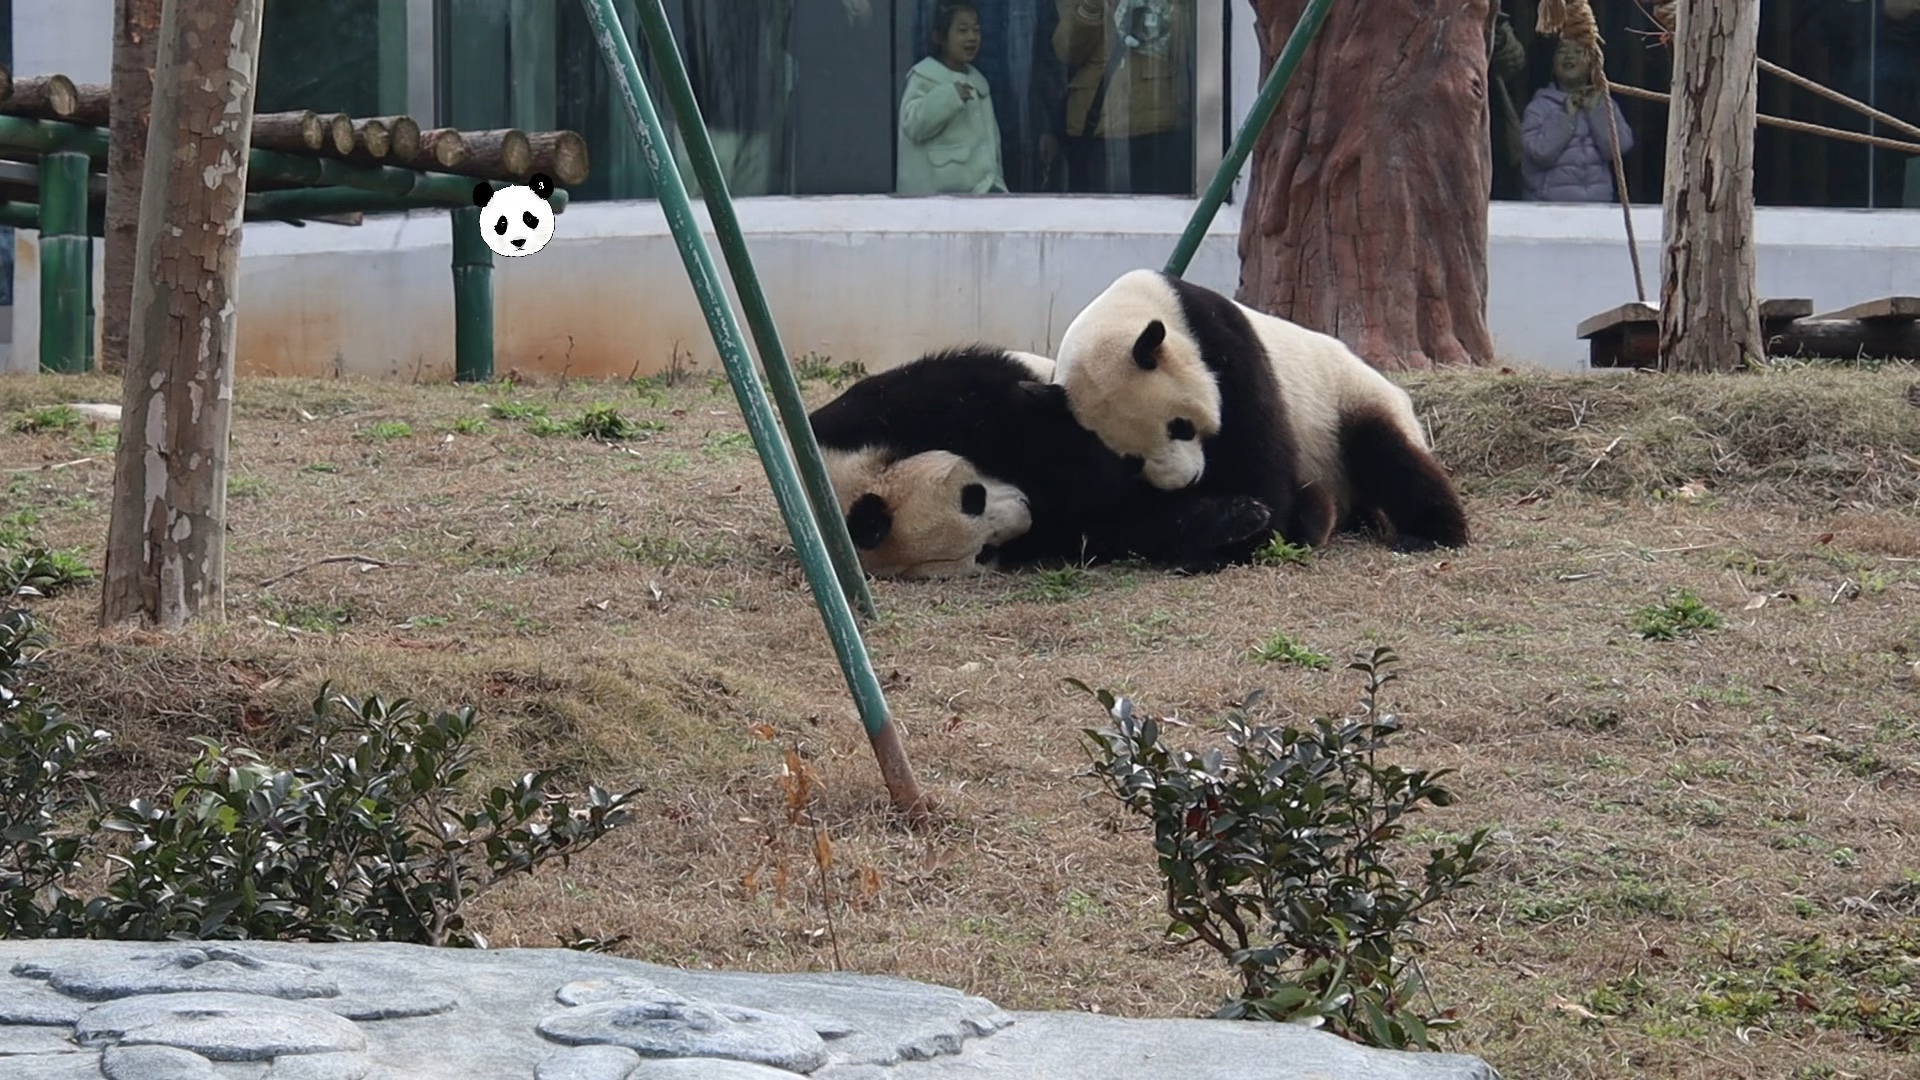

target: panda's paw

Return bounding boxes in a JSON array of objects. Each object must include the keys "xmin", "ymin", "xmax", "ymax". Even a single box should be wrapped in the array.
[{"xmin": 1216, "ymin": 496, "xmax": 1273, "ymax": 545}]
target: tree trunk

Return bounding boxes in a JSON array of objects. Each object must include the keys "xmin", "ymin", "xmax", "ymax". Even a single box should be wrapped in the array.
[
  {"xmin": 100, "ymin": 0, "xmax": 266, "ymax": 630},
  {"xmin": 1657, "ymin": 0, "xmax": 1761, "ymax": 373},
  {"xmin": 1238, "ymin": 0, "xmax": 1496, "ymax": 371},
  {"xmin": 101, "ymin": 0, "xmax": 163, "ymax": 379}
]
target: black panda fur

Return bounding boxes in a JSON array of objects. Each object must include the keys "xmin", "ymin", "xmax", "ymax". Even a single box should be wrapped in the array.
[
  {"xmin": 1050, "ymin": 269, "xmax": 1470, "ymax": 559},
  {"xmin": 808, "ymin": 344, "xmax": 1274, "ymax": 571}
]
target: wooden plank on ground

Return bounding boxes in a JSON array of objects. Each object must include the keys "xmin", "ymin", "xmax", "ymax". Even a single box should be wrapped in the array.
[{"xmin": 1807, "ymin": 296, "xmax": 1920, "ymax": 321}]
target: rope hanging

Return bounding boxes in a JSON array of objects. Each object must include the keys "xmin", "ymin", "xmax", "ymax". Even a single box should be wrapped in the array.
[{"xmin": 1536, "ymin": 0, "xmax": 1647, "ymax": 303}]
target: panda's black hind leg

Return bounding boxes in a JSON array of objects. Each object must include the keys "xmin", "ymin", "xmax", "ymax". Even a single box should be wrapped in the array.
[
  {"xmin": 1338, "ymin": 409, "xmax": 1471, "ymax": 549},
  {"xmin": 1077, "ymin": 490, "xmax": 1273, "ymax": 570}
]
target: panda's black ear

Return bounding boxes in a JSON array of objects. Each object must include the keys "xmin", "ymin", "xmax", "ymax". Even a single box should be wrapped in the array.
[
  {"xmin": 1132, "ymin": 320, "xmax": 1167, "ymax": 370},
  {"xmin": 845, "ymin": 493, "xmax": 893, "ymax": 550},
  {"xmin": 473, "ymin": 182, "xmax": 494, "ymax": 208},
  {"xmin": 529, "ymin": 173, "xmax": 554, "ymax": 200}
]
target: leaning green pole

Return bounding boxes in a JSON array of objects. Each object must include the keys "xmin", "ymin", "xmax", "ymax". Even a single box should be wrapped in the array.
[
  {"xmin": 1163, "ymin": 0, "xmax": 1336, "ymax": 279},
  {"xmin": 575, "ymin": 0, "xmax": 929, "ymax": 825},
  {"xmin": 628, "ymin": 0, "xmax": 876, "ymax": 622},
  {"xmin": 38, "ymin": 151, "xmax": 91, "ymax": 374}
]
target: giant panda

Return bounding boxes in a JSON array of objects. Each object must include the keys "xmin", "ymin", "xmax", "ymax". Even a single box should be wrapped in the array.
[
  {"xmin": 821, "ymin": 445, "xmax": 1032, "ymax": 579},
  {"xmin": 1049, "ymin": 269, "xmax": 1470, "ymax": 557},
  {"xmin": 808, "ymin": 343, "xmax": 1274, "ymax": 573}
]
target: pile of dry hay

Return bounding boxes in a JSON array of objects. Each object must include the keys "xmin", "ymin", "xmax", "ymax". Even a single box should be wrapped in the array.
[{"xmin": 1403, "ymin": 364, "xmax": 1920, "ymax": 511}]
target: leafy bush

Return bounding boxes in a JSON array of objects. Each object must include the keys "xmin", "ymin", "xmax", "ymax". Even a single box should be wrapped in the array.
[
  {"xmin": 0, "ymin": 602, "xmax": 110, "ymax": 938},
  {"xmin": 1078, "ymin": 647, "xmax": 1491, "ymax": 1050},
  {"xmin": 1, "ymin": 575, "xmax": 641, "ymax": 945}
]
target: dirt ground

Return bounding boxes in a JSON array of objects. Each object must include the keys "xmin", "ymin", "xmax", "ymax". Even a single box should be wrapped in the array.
[{"xmin": 4, "ymin": 361, "xmax": 1918, "ymax": 1080}]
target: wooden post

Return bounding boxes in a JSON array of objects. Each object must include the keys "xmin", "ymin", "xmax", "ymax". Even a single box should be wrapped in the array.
[
  {"xmin": 102, "ymin": 0, "xmax": 164, "ymax": 379},
  {"xmin": 1658, "ymin": 0, "xmax": 1762, "ymax": 373},
  {"xmin": 100, "ymin": 0, "xmax": 266, "ymax": 630}
]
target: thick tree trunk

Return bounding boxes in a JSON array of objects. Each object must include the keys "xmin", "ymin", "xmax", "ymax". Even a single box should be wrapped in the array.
[
  {"xmin": 101, "ymin": 0, "xmax": 163, "ymax": 379},
  {"xmin": 1657, "ymin": 0, "xmax": 1761, "ymax": 373},
  {"xmin": 100, "ymin": 0, "xmax": 266, "ymax": 630},
  {"xmin": 1238, "ymin": 0, "xmax": 1496, "ymax": 371}
]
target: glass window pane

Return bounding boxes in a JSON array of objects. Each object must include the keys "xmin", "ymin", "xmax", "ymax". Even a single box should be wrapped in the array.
[
  {"xmin": 259, "ymin": 0, "xmax": 403, "ymax": 116},
  {"xmin": 1492, "ymin": 0, "xmax": 1920, "ymax": 209}
]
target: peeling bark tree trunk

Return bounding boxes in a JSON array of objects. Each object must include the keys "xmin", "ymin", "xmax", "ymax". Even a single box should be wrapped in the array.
[
  {"xmin": 101, "ymin": 0, "xmax": 164, "ymax": 379},
  {"xmin": 1238, "ymin": 0, "xmax": 1496, "ymax": 371},
  {"xmin": 100, "ymin": 0, "xmax": 266, "ymax": 629},
  {"xmin": 1657, "ymin": 0, "xmax": 1761, "ymax": 373}
]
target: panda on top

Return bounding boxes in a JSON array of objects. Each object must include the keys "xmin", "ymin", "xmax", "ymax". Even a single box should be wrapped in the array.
[
  {"xmin": 808, "ymin": 344, "xmax": 1277, "ymax": 579},
  {"xmin": 1047, "ymin": 268, "xmax": 1470, "ymax": 560}
]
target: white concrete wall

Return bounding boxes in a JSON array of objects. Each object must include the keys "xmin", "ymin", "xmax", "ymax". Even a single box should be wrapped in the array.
[
  {"xmin": 10, "ymin": 197, "xmax": 1920, "ymax": 379},
  {"xmin": 11, "ymin": 0, "xmax": 113, "ymax": 82}
]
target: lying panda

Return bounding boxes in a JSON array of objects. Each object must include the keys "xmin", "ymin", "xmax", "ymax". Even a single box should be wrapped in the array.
[
  {"xmin": 1050, "ymin": 269, "xmax": 1470, "ymax": 556},
  {"xmin": 809, "ymin": 344, "xmax": 1274, "ymax": 576},
  {"xmin": 821, "ymin": 445, "xmax": 1032, "ymax": 579}
]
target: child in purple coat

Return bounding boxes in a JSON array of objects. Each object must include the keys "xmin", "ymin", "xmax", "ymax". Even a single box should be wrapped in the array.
[{"xmin": 1521, "ymin": 39, "xmax": 1634, "ymax": 202}]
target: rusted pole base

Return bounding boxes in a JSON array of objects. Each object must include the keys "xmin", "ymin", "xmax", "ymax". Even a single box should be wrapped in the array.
[{"xmin": 867, "ymin": 719, "xmax": 933, "ymax": 831}]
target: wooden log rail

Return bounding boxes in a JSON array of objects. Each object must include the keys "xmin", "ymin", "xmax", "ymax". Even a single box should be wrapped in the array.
[{"xmin": 0, "ymin": 65, "xmax": 588, "ymax": 186}]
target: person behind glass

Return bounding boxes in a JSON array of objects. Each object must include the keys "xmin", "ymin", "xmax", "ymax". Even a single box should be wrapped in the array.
[
  {"xmin": 897, "ymin": 1, "xmax": 1010, "ymax": 195},
  {"xmin": 1054, "ymin": 0, "xmax": 1193, "ymax": 195},
  {"xmin": 1520, "ymin": 38, "xmax": 1633, "ymax": 203}
]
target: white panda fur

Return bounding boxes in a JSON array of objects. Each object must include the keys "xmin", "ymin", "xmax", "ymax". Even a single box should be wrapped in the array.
[
  {"xmin": 1050, "ymin": 268, "xmax": 1470, "ymax": 554},
  {"xmin": 820, "ymin": 445, "xmax": 1031, "ymax": 579}
]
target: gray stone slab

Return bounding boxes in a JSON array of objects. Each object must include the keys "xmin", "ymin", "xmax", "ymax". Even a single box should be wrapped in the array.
[
  {"xmin": 0, "ymin": 940, "xmax": 1500, "ymax": 1080},
  {"xmin": 101, "ymin": 1044, "xmax": 220, "ymax": 1080},
  {"xmin": 76, "ymin": 992, "xmax": 368, "ymax": 1062},
  {"xmin": 0, "ymin": 1022, "xmax": 83, "ymax": 1054}
]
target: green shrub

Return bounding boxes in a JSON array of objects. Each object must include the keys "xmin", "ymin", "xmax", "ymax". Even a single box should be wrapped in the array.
[
  {"xmin": 0, "ymin": 604, "xmax": 110, "ymax": 938},
  {"xmin": 1, "ymin": 578, "xmax": 641, "ymax": 946},
  {"xmin": 1077, "ymin": 647, "xmax": 1490, "ymax": 1050}
]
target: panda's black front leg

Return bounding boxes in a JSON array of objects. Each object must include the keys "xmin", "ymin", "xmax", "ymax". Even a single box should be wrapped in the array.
[{"xmin": 1077, "ymin": 487, "xmax": 1274, "ymax": 570}]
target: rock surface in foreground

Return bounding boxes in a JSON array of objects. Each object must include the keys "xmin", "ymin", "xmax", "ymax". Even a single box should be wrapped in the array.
[{"xmin": 0, "ymin": 940, "xmax": 1499, "ymax": 1079}]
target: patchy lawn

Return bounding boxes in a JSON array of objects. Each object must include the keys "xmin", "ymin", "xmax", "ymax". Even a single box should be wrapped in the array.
[{"xmin": 4, "ymin": 361, "xmax": 1919, "ymax": 1080}]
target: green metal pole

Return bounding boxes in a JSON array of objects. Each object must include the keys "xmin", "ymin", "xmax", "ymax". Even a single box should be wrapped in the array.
[
  {"xmin": 628, "ymin": 0, "xmax": 876, "ymax": 622},
  {"xmin": 576, "ymin": 0, "xmax": 929, "ymax": 824},
  {"xmin": 1163, "ymin": 0, "xmax": 1336, "ymax": 279},
  {"xmin": 450, "ymin": 206, "xmax": 494, "ymax": 383},
  {"xmin": 246, "ymin": 185, "xmax": 569, "ymax": 221},
  {"xmin": 38, "ymin": 151, "xmax": 90, "ymax": 374},
  {"xmin": 0, "ymin": 201, "xmax": 39, "ymax": 231}
]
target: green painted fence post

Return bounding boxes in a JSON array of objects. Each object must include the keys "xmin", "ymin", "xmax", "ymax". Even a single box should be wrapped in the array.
[
  {"xmin": 626, "ymin": 0, "xmax": 876, "ymax": 622},
  {"xmin": 1164, "ymin": 0, "xmax": 1335, "ymax": 278},
  {"xmin": 450, "ymin": 206, "xmax": 494, "ymax": 383},
  {"xmin": 38, "ymin": 151, "xmax": 91, "ymax": 374},
  {"xmin": 576, "ymin": 0, "xmax": 929, "ymax": 825}
]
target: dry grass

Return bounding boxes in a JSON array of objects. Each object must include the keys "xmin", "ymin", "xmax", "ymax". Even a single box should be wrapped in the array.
[{"xmin": 5, "ymin": 361, "xmax": 1920, "ymax": 1080}]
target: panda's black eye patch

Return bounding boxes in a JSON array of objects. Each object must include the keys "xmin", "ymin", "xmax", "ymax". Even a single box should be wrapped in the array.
[
  {"xmin": 960, "ymin": 482, "xmax": 987, "ymax": 516},
  {"xmin": 493, "ymin": 215, "xmax": 509, "ymax": 235},
  {"xmin": 522, "ymin": 211, "xmax": 540, "ymax": 230},
  {"xmin": 1167, "ymin": 418, "xmax": 1197, "ymax": 441}
]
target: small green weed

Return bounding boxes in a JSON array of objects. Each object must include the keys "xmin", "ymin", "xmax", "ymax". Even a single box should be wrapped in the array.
[
  {"xmin": 450, "ymin": 415, "xmax": 491, "ymax": 435},
  {"xmin": 1018, "ymin": 567, "xmax": 1092, "ymax": 603},
  {"xmin": 11, "ymin": 405, "xmax": 80, "ymax": 433},
  {"xmin": 486, "ymin": 400, "xmax": 549, "ymax": 421},
  {"xmin": 362, "ymin": 421, "xmax": 413, "ymax": 441},
  {"xmin": 1629, "ymin": 588, "xmax": 1726, "ymax": 641},
  {"xmin": 1249, "ymin": 631, "xmax": 1330, "ymax": 669},
  {"xmin": 1253, "ymin": 534, "xmax": 1313, "ymax": 567}
]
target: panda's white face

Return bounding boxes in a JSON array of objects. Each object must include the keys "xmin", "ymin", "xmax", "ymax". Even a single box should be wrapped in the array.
[
  {"xmin": 1054, "ymin": 311, "xmax": 1221, "ymax": 492},
  {"xmin": 474, "ymin": 175, "xmax": 557, "ymax": 258},
  {"xmin": 827, "ymin": 448, "xmax": 1032, "ymax": 579}
]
